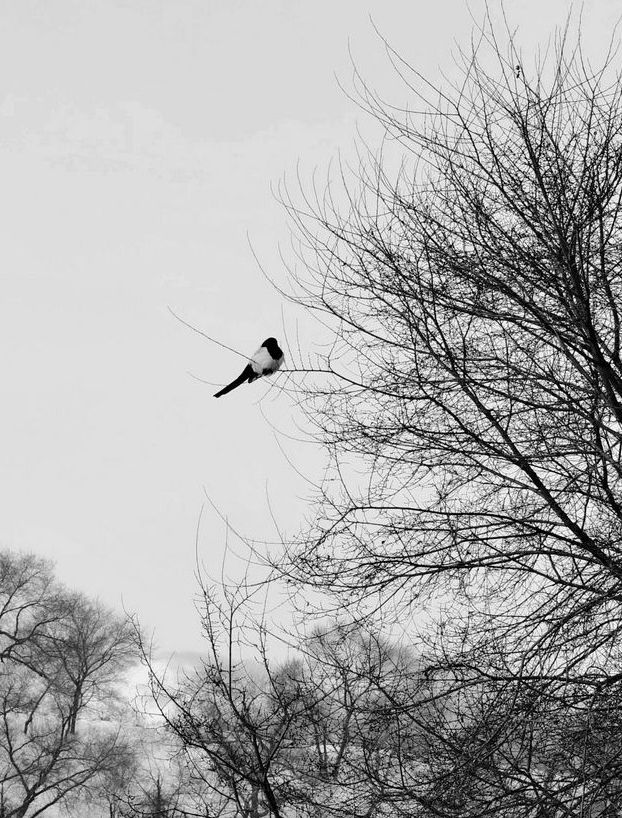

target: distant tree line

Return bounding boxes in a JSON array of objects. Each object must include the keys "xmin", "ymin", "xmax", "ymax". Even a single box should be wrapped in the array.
[{"xmin": 6, "ymin": 536, "xmax": 618, "ymax": 816}]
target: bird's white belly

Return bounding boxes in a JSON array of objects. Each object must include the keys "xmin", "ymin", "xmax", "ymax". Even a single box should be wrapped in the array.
[{"xmin": 250, "ymin": 347, "xmax": 281, "ymax": 376}]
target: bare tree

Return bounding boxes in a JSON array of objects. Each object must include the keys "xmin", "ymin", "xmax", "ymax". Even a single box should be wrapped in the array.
[
  {"xmin": 272, "ymin": 12, "xmax": 622, "ymax": 815},
  {"xmin": 43, "ymin": 593, "xmax": 136, "ymax": 735},
  {"xmin": 144, "ymin": 561, "xmax": 434, "ymax": 818},
  {"xmin": 0, "ymin": 550, "xmax": 137, "ymax": 818}
]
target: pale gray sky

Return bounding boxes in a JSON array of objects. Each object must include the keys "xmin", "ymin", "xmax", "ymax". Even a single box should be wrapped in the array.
[{"xmin": 0, "ymin": 0, "xmax": 617, "ymax": 654}]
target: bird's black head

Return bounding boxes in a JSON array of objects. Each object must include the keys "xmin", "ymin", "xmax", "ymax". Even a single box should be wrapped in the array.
[{"xmin": 262, "ymin": 337, "xmax": 281, "ymax": 356}]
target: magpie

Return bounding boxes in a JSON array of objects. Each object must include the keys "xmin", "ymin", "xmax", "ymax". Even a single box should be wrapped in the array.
[{"xmin": 213, "ymin": 337, "xmax": 284, "ymax": 398}]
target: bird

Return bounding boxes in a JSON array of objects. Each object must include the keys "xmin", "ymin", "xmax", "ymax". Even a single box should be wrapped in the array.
[{"xmin": 213, "ymin": 337, "xmax": 284, "ymax": 398}]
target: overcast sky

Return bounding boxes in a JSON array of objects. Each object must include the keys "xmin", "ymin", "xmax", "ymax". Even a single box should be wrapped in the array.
[{"xmin": 0, "ymin": 0, "xmax": 618, "ymax": 656}]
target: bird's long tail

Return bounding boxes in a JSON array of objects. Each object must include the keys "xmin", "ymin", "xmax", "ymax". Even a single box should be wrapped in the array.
[{"xmin": 213, "ymin": 364, "xmax": 254, "ymax": 398}]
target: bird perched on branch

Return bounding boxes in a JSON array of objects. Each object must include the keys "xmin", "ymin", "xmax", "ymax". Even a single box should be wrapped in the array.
[{"xmin": 213, "ymin": 337, "xmax": 284, "ymax": 398}]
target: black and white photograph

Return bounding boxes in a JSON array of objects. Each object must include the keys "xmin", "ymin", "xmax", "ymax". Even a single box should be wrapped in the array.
[{"xmin": 1, "ymin": 1, "xmax": 622, "ymax": 815}]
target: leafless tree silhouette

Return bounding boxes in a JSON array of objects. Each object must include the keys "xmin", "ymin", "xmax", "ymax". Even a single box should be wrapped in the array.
[
  {"xmin": 0, "ymin": 551, "xmax": 136, "ymax": 818},
  {"xmin": 273, "ymin": 13, "xmax": 622, "ymax": 816},
  {"xmin": 143, "ymin": 567, "xmax": 431, "ymax": 818}
]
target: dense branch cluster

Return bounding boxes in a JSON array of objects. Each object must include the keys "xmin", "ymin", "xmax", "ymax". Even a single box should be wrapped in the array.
[
  {"xmin": 286, "ymin": 28, "xmax": 622, "ymax": 625},
  {"xmin": 272, "ymin": 20, "xmax": 622, "ymax": 817}
]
